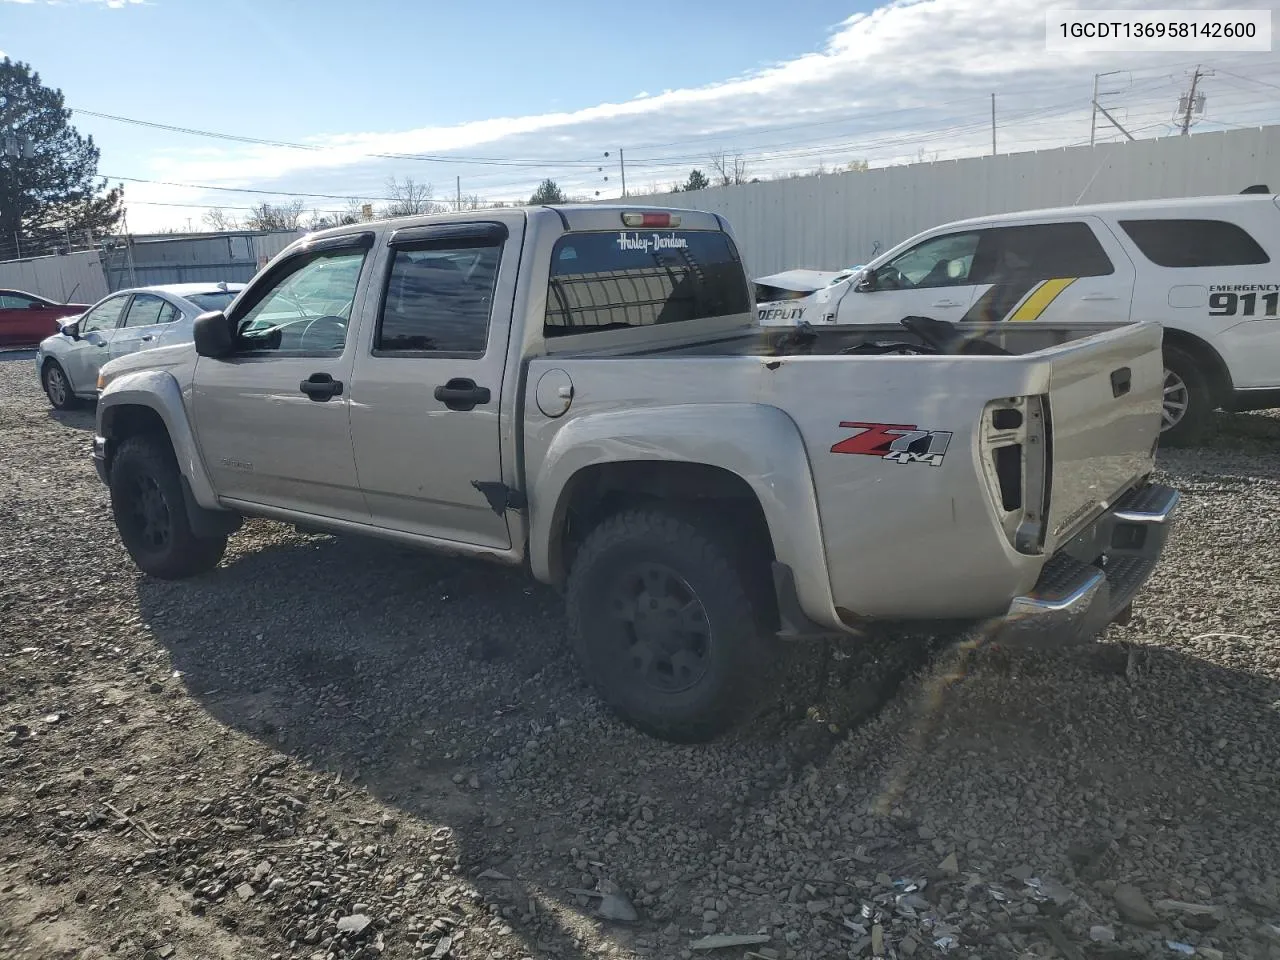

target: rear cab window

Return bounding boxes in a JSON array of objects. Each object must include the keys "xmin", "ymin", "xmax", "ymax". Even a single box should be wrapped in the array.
[{"xmin": 544, "ymin": 230, "xmax": 751, "ymax": 338}]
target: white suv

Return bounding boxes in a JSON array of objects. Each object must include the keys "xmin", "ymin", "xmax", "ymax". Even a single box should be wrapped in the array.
[{"xmin": 757, "ymin": 191, "xmax": 1280, "ymax": 445}]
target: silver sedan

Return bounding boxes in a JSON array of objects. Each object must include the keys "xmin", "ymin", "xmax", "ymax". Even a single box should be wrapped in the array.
[{"xmin": 35, "ymin": 282, "xmax": 245, "ymax": 409}]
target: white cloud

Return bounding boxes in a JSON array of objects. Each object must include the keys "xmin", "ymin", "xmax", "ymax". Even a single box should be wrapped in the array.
[
  {"xmin": 1, "ymin": 0, "xmax": 147, "ymax": 5},
  {"xmin": 111, "ymin": 0, "xmax": 1280, "ymax": 229}
]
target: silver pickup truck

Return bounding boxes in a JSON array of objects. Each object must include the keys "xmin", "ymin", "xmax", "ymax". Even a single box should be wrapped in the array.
[{"xmin": 92, "ymin": 204, "xmax": 1179, "ymax": 742}]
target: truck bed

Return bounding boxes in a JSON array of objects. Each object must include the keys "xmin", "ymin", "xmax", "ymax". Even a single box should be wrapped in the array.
[{"xmin": 526, "ymin": 319, "xmax": 1165, "ymax": 625}]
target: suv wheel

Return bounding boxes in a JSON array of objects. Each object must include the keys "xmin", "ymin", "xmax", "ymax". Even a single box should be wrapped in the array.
[
  {"xmin": 566, "ymin": 507, "xmax": 778, "ymax": 743},
  {"xmin": 1160, "ymin": 345, "xmax": 1213, "ymax": 447},
  {"xmin": 109, "ymin": 435, "xmax": 227, "ymax": 579}
]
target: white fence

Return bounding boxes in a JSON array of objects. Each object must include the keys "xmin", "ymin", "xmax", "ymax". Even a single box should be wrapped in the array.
[
  {"xmin": 628, "ymin": 125, "xmax": 1280, "ymax": 278},
  {"xmin": 0, "ymin": 250, "xmax": 110, "ymax": 305}
]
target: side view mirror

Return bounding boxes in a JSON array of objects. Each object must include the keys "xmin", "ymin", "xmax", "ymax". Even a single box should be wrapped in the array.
[
  {"xmin": 193, "ymin": 310, "xmax": 236, "ymax": 358},
  {"xmin": 855, "ymin": 272, "xmax": 877, "ymax": 293},
  {"xmin": 60, "ymin": 319, "xmax": 80, "ymax": 341},
  {"xmin": 28, "ymin": 302, "xmax": 46, "ymax": 310}
]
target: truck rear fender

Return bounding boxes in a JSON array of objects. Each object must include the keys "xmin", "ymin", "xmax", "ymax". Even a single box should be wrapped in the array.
[{"xmin": 528, "ymin": 403, "xmax": 841, "ymax": 630}]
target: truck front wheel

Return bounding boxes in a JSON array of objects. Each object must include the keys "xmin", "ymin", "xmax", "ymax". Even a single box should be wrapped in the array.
[
  {"xmin": 109, "ymin": 435, "xmax": 227, "ymax": 579},
  {"xmin": 566, "ymin": 507, "xmax": 778, "ymax": 743}
]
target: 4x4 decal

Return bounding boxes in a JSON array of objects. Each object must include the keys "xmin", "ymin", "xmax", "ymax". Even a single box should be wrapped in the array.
[{"xmin": 831, "ymin": 421, "xmax": 953, "ymax": 467}]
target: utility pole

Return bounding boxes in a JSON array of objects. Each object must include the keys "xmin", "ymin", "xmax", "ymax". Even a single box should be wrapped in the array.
[
  {"xmin": 1090, "ymin": 69, "xmax": 1129, "ymax": 146},
  {"xmin": 990, "ymin": 94, "xmax": 996, "ymax": 156},
  {"xmin": 1094, "ymin": 100, "xmax": 1135, "ymax": 141},
  {"xmin": 1179, "ymin": 65, "xmax": 1210, "ymax": 135},
  {"xmin": 1090, "ymin": 74, "xmax": 1099, "ymax": 146},
  {"xmin": 456, "ymin": 175, "xmax": 462, "ymax": 211},
  {"xmin": 603, "ymin": 150, "xmax": 627, "ymax": 198}
]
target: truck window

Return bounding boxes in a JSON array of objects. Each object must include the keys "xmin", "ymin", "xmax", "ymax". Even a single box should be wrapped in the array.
[
  {"xmin": 1118, "ymin": 219, "xmax": 1270, "ymax": 267},
  {"xmin": 236, "ymin": 249, "xmax": 367, "ymax": 353},
  {"xmin": 971, "ymin": 222, "xmax": 1114, "ymax": 282},
  {"xmin": 376, "ymin": 240, "xmax": 502, "ymax": 355},
  {"xmin": 544, "ymin": 231, "xmax": 750, "ymax": 338}
]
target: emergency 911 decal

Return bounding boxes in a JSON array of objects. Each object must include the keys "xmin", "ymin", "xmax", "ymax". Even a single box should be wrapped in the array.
[
  {"xmin": 830, "ymin": 421, "xmax": 953, "ymax": 467},
  {"xmin": 1209, "ymin": 284, "xmax": 1279, "ymax": 318}
]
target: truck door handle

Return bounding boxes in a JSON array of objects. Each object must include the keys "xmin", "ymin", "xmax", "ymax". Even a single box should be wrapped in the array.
[
  {"xmin": 299, "ymin": 372, "xmax": 343, "ymax": 401},
  {"xmin": 140, "ymin": 335, "xmax": 155, "ymax": 342},
  {"xmin": 1081, "ymin": 294, "xmax": 1119, "ymax": 301},
  {"xmin": 434, "ymin": 378, "xmax": 491, "ymax": 411},
  {"xmin": 931, "ymin": 299, "xmax": 962, "ymax": 307}
]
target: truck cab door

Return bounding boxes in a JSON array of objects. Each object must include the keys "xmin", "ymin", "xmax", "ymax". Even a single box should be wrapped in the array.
[
  {"xmin": 191, "ymin": 234, "xmax": 377, "ymax": 523},
  {"xmin": 348, "ymin": 220, "xmax": 520, "ymax": 549},
  {"xmin": 835, "ymin": 230, "xmax": 981, "ymax": 325}
]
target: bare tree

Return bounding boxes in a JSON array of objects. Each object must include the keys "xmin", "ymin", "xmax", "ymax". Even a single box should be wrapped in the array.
[
  {"xmin": 381, "ymin": 177, "xmax": 443, "ymax": 218},
  {"xmin": 202, "ymin": 207, "xmax": 239, "ymax": 231},
  {"xmin": 342, "ymin": 199, "xmax": 369, "ymax": 224},
  {"xmin": 846, "ymin": 159, "xmax": 869, "ymax": 172},
  {"xmin": 304, "ymin": 208, "xmax": 338, "ymax": 231},
  {"xmin": 243, "ymin": 199, "xmax": 306, "ymax": 231},
  {"xmin": 459, "ymin": 193, "xmax": 487, "ymax": 211},
  {"xmin": 709, "ymin": 151, "xmax": 749, "ymax": 186}
]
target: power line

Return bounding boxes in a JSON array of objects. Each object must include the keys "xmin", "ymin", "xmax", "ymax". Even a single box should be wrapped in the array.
[
  {"xmin": 71, "ymin": 108, "xmax": 602, "ymax": 168},
  {"xmin": 104, "ymin": 175, "xmax": 406, "ymax": 202}
]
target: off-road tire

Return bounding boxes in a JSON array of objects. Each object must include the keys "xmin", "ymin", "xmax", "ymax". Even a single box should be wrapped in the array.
[
  {"xmin": 1161, "ymin": 344, "xmax": 1214, "ymax": 447},
  {"xmin": 109, "ymin": 435, "xmax": 227, "ymax": 579},
  {"xmin": 565, "ymin": 506, "xmax": 778, "ymax": 743}
]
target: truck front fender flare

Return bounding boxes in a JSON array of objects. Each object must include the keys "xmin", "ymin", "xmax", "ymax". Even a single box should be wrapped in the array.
[
  {"xmin": 98, "ymin": 370, "xmax": 220, "ymax": 509},
  {"xmin": 528, "ymin": 403, "xmax": 841, "ymax": 631}
]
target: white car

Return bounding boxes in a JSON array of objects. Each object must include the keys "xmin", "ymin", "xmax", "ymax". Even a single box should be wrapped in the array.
[
  {"xmin": 755, "ymin": 191, "xmax": 1280, "ymax": 445},
  {"xmin": 35, "ymin": 282, "xmax": 245, "ymax": 409}
]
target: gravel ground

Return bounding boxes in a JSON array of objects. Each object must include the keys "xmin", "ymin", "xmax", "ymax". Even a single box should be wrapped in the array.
[{"xmin": 2, "ymin": 353, "xmax": 1279, "ymax": 960}]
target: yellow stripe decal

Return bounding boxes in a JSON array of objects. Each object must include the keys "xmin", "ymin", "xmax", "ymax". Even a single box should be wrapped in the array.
[{"xmin": 1009, "ymin": 277, "xmax": 1077, "ymax": 321}]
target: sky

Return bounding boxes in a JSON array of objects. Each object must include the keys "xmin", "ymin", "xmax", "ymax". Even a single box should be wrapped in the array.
[{"xmin": 3, "ymin": 0, "xmax": 1280, "ymax": 231}]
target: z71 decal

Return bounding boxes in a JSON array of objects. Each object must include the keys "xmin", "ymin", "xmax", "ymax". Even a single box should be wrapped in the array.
[
  {"xmin": 1209, "ymin": 284, "xmax": 1279, "ymax": 318},
  {"xmin": 830, "ymin": 421, "xmax": 953, "ymax": 467}
]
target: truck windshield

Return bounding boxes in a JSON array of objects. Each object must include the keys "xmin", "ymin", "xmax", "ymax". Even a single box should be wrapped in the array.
[{"xmin": 544, "ymin": 230, "xmax": 751, "ymax": 338}]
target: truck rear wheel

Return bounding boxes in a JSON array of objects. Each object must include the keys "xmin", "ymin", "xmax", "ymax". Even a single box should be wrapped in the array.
[
  {"xmin": 109, "ymin": 435, "xmax": 227, "ymax": 579},
  {"xmin": 565, "ymin": 507, "xmax": 778, "ymax": 743},
  {"xmin": 1160, "ymin": 345, "xmax": 1213, "ymax": 447}
]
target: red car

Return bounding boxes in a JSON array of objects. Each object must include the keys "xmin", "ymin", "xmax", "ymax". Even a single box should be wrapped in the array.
[{"xmin": 0, "ymin": 289, "xmax": 92, "ymax": 349}]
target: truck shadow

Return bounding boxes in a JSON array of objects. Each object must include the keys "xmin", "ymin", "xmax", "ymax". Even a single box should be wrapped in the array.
[
  {"xmin": 47, "ymin": 406, "xmax": 96, "ymax": 432},
  {"xmin": 135, "ymin": 515, "xmax": 1280, "ymax": 959}
]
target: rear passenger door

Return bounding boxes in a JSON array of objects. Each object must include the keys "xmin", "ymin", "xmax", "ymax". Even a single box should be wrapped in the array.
[
  {"xmin": 963, "ymin": 219, "xmax": 1135, "ymax": 326},
  {"xmin": 110, "ymin": 293, "xmax": 182, "ymax": 360},
  {"xmin": 349, "ymin": 220, "xmax": 519, "ymax": 549}
]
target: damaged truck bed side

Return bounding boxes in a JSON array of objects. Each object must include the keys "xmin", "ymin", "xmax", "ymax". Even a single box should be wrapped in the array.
[{"xmin": 92, "ymin": 205, "xmax": 1179, "ymax": 743}]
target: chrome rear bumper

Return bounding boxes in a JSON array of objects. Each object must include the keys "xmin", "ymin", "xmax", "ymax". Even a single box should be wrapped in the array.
[{"xmin": 999, "ymin": 483, "xmax": 1180, "ymax": 646}]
